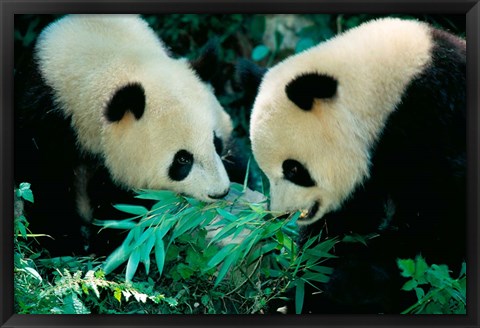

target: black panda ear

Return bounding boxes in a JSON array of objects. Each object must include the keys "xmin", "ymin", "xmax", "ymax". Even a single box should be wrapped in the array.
[
  {"xmin": 190, "ymin": 38, "xmax": 219, "ymax": 82},
  {"xmin": 236, "ymin": 59, "xmax": 267, "ymax": 108},
  {"xmin": 105, "ymin": 83, "xmax": 146, "ymax": 122},
  {"xmin": 285, "ymin": 73, "xmax": 338, "ymax": 111}
]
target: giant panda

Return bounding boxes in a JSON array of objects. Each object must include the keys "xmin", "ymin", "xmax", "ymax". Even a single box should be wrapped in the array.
[
  {"xmin": 245, "ymin": 18, "xmax": 466, "ymax": 313},
  {"xmin": 14, "ymin": 15, "xmax": 238, "ymax": 256}
]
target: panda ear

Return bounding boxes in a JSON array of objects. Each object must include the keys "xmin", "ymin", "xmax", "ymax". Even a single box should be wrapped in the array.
[
  {"xmin": 105, "ymin": 83, "xmax": 146, "ymax": 122},
  {"xmin": 236, "ymin": 59, "xmax": 267, "ymax": 108},
  {"xmin": 285, "ymin": 73, "xmax": 338, "ymax": 111},
  {"xmin": 190, "ymin": 38, "xmax": 219, "ymax": 82}
]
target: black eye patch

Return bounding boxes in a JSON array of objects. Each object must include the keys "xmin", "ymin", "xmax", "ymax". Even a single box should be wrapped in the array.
[
  {"xmin": 169, "ymin": 150, "xmax": 194, "ymax": 181},
  {"xmin": 282, "ymin": 159, "xmax": 316, "ymax": 187},
  {"xmin": 213, "ymin": 132, "xmax": 224, "ymax": 156}
]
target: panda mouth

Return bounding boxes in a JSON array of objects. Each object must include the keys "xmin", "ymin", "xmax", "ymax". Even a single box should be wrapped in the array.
[{"xmin": 298, "ymin": 201, "xmax": 320, "ymax": 222}]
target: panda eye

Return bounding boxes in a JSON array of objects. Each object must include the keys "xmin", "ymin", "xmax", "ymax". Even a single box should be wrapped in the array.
[
  {"xmin": 177, "ymin": 154, "xmax": 192, "ymax": 165},
  {"xmin": 282, "ymin": 159, "xmax": 316, "ymax": 187},
  {"xmin": 169, "ymin": 150, "xmax": 194, "ymax": 181},
  {"xmin": 213, "ymin": 132, "xmax": 224, "ymax": 156}
]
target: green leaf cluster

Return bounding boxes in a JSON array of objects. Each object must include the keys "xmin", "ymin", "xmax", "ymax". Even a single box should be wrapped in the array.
[
  {"xmin": 398, "ymin": 256, "xmax": 466, "ymax": 314},
  {"xmin": 94, "ymin": 183, "xmax": 337, "ymax": 314},
  {"xmin": 14, "ymin": 184, "xmax": 176, "ymax": 314}
]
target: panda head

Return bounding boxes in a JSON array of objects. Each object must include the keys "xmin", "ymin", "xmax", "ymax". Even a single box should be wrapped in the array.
[
  {"xmin": 36, "ymin": 15, "xmax": 232, "ymax": 202},
  {"xmin": 248, "ymin": 18, "xmax": 433, "ymax": 224},
  {"xmin": 101, "ymin": 64, "xmax": 232, "ymax": 203}
]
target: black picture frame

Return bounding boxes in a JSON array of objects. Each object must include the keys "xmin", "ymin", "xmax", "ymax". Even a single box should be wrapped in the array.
[{"xmin": 1, "ymin": 1, "xmax": 479, "ymax": 327}]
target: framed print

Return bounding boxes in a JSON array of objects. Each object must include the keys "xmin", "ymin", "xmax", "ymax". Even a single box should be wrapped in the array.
[{"xmin": 1, "ymin": 1, "xmax": 479, "ymax": 327}]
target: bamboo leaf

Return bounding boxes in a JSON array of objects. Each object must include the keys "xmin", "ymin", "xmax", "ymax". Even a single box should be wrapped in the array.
[
  {"xmin": 125, "ymin": 248, "xmax": 141, "ymax": 282},
  {"xmin": 140, "ymin": 232, "xmax": 156, "ymax": 274},
  {"xmin": 251, "ymin": 44, "xmax": 270, "ymax": 61},
  {"xmin": 214, "ymin": 252, "xmax": 238, "ymax": 287},
  {"xmin": 206, "ymin": 243, "xmax": 236, "ymax": 270},
  {"xmin": 215, "ymin": 208, "xmax": 238, "ymax": 222},
  {"xmin": 295, "ymin": 279, "xmax": 305, "ymax": 314},
  {"xmin": 113, "ymin": 204, "xmax": 149, "ymax": 216},
  {"xmin": 155, "ymin": 238, "xmax": 165, "ymax": 277},
  {"xmin": 135, "ymin": 189, "xmax": 178, "ymax": 201},
  {"xmin": 102, "ymin": 231, "xmax": 135, "ymax": 274},
  {"xmin": 93, "ymin": 219, "xmax": 137, "ymax": 230}
]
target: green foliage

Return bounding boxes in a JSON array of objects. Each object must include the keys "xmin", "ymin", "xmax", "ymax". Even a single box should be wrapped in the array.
[
  {"xmin": 14, "ymin": 184, "xmax": 176, "ymax": 314},
  {"xmin": 94, "ymin": 182, "xmax": 338, "ymax": 314},
  {"xmin": 398, "ymin": 255, "xmax": 466, "ymax": 314}
]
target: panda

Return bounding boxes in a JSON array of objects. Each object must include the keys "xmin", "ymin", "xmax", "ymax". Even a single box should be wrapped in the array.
[
  {"xmin": 14, "ymin": 15, "xmax": 238, "ymax": 256},
  {"xmin": 244, "ymin": 18, "xmax": 466, "ymax": 313}
]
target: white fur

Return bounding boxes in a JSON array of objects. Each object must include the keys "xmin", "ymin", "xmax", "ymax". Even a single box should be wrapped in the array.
[
  {"xmin": 250, "ymin": 18, "xmax": 433, "ymax": 224},
  {"xmin": 36, "ymin": 15, "xmax": 232, "ymax": 202}
]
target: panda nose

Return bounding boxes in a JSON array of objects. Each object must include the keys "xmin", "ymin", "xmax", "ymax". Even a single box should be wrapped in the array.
[{"xmin": 208, "ymin": 188, "xmax": 230, "ymax": 199}]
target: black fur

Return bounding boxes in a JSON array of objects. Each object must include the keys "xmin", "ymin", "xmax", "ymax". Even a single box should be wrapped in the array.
[
  {"xmin": 294, "ymin": 28, "xmax": 466, "ymax": 314},
  {"xmin": 104, "ymin": 83, "xmax": 146, "ymax": 122},
  {"xmin": 168, "ymin": 150, "xmax": 194, "ymax": 181},
  {"xmin": 236, "ymin": 59, "xmax": 267, "ymax": 110},
  {"xmin": 285, "ymin": 73, "xmax": 338, "ymax": 111},
  {"xmin": 213, "ymin": 132, "xmax": 224, "ymax": 155},
  {"xmin": 85, "ymin": 162, "xmax": 155, "ymax": 255},
  {"xmin": 190, "ymin": 38, "xmax": 219, "ymax": 82},
  {"xmin": 15, "ymin": 57, "xmax": 89, "ymax": 255},
  {"xmin": 282, "ymin": 159, "xmax": 316, "ymax": 187}
]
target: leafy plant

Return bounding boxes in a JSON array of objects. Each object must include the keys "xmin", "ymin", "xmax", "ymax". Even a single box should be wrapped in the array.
[
  {"xmin": 398, "ymin": 255, "xmax": 466, "ymax": 314},
  {"xmin": 14, "ymin": 183, "xmax": 177, "ymax": 314},
  {"xmin": 94, "ymin": 182, "xmax": 337, "ymax": 314}
]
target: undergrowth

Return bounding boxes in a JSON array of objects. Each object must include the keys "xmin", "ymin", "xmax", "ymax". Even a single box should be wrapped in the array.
[
  {"xmin": 14, "ymin": 182, "xmax": 338, "ymax": 314},
  {"xmin": 14, "ymin": 182, "xmax": 466, "ymax": 314}
]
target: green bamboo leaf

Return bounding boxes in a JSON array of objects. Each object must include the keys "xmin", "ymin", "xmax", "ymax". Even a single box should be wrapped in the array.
[
  {"xmin": 242, "ymin": 157, "xmax": 252, "ymax": 191},
  {"xmin": 458, "ymin": 261, "xmax": 466, "ymax": 278},
  {"xmin": 295, "ymin": 37, "xmax": 315, "ymax": 53},
  {"xmin": 302, "ymin": 271, "xmax": 331, "ymax": 284},
  {"xmin": 93, "ymin": 219, "xmax": 137, "ymax": 230},
  {"xmin": 155, "ymin": 238, "xmax": 165, "ymax": 276},
  {"xmin": 208, "ymin": 220, "xmax": 239, "ymax": 245},
  {"xmin": 309, "ymin": 237, "xmax": 338, "ymax": 254},
  {"xmin": 131, "ymin": 227, "xmax": 156, "ymax": 250},
  {"xmin": 206, "ymin": 243, "xmax": 236, "ymax": 270},
  {"xmin": 135, "ymin": 189, "xmax": 178, "ymax": 201},
  {"xmin": 215, "ymin": 208, "xmax": 238, "ymax": 222},
  {"xmin": 263, "ymin": 221, "xmax": 284, "ymax": 239},
  {"xmin": 113, "ymin": 204, "xmax": 149, "ymax": 216},
  {"xmin": 153, "ymin": 215, "xmax": 176, "ymax": 240},
  {"xmin": 295, "ymin": 279, "xmax": 305, "ymax": 314},
  {"xmin": 302, "ymin": 234, "xmax": 319, "ymax": 250},
  {"xmin": 140, "ymin": 231, "xmax": 156, "ymax": 275},
  {"xmin": 125, "ymin": 248, "xmax": 141, "ymax": 282},
  {"xmin": 214, "ymin": 252, "xmax": 238, "ymax": 287},
  {"xmin": 184, "ymin": 197, "xmax": 203, "ymax": 207},
  {"xmin": 310, "ymin": 265, "xmax": 334, "ymax": 275},
  {"xmin": 102, "ymin": 231, "xmax": 135, "ymax": 274},
  {"xmin": 171, "ymin": 208, "xmax": 204, "ymax": 240},
  {"xmin": 251, "ymin": 44, "xmax": 270, "ymax": 61}
]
